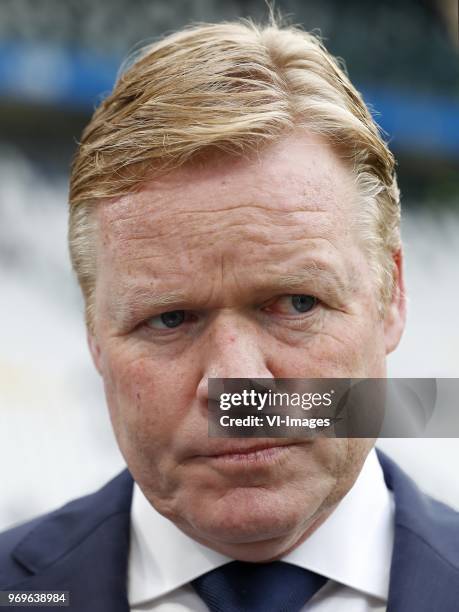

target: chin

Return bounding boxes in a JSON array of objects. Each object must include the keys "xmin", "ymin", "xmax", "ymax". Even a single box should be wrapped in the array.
[{"xmin": 178, "ymin": 484, "xmax": 323, "ymax": 555}]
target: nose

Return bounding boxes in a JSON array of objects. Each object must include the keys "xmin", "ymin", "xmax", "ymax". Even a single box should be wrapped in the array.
[{"xmin": 196, "ymin": 313, "xmax": 274, "ymax": 405}]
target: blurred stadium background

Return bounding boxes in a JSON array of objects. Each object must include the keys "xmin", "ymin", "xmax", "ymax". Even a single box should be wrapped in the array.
[{"xmin": 0, "ymin": 0, "xmax": 458, "ymax": 530}]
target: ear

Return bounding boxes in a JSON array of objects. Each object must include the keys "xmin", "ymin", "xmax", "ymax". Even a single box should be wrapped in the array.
[
  {"xmin": 87, "ymin": 330, "xmax": 103, "ymax": 376},
  {"xmin": 384, "ymin": 248, "xmax": 407, "ymax": 355}
]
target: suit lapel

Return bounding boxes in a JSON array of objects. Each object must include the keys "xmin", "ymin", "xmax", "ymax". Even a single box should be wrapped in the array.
[
  {"xmin": 9, "ymin": 469, "xmax": 134, "ymax": 612},
  {"xmin": 377, "ymin": 449, "xmax": 459, "ymax": 612}
]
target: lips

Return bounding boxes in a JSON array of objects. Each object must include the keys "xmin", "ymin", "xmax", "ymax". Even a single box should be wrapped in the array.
[{"xmin": 198, "ymin": 440, "xmax": 301, "ymax": 458}]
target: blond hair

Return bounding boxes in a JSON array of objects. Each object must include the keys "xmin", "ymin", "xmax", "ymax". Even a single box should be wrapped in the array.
[{"xmin": 68, "ymin": 18, "xmax": 401, "ymax": 331}]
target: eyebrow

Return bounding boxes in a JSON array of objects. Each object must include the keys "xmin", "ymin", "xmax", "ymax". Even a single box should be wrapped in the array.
[
  {"xmin": 110, "ymin": 262, "xmax": 353, "ymax": 325},
  {"xmin": 269, "ymin": 266, "xmax": 351, "ymax": 296},
  {"xmin": 109, "ymin": 288, "xmax": 189, "ymax": 324}
]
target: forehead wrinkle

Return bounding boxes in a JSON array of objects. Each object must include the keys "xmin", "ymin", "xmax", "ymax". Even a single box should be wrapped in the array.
[
  {"xmin": 167, "ymin": 202, "xmax": 330, "ymax": 216},
  {"xmin": 105, "ymin": 213, "xmax": 329, "ymax": 257},
  {"xmin": 100, "ymin": 192, "xmax": 333, "ymax": 234}
]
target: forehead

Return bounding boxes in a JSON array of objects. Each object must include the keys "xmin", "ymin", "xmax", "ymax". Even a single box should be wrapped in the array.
[
  {"xmin": 97, "ymin": 132, "xmax": 356, "ymax": 239},
  {"xmin": 94, "ymin": 132, "xmax": 359, "ymax": 306}
]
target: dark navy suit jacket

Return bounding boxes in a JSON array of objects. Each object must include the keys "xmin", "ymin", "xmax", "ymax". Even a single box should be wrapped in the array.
[{"xmin": 1, "ymin": 449, "xmax": 459, "ymax": 611}]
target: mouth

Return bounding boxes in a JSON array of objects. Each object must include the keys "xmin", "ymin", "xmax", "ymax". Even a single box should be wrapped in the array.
[{"xmin": 196, "ymin": 440, "xmax": 303, "ymax": 465}]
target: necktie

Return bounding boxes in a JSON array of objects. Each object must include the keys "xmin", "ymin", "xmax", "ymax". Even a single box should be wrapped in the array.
[{"xmin": 191, "ymin": 560, "xmax": 327, "ymax": 612}]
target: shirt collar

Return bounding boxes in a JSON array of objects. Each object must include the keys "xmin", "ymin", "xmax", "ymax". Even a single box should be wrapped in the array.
[
  {"xmin": 128, "ymin": 447, "xmax": 394, "ymax": 606},
  {"xmin": 283, "ymin": 447, "xmax": 394, "ymax": 599}
]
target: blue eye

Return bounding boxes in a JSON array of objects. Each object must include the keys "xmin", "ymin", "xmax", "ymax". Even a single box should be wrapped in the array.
[
  {"xmin": 147, "ymin": 310, "xmax": 186, "ymax": 329},
  {"xmin": 291, "ymin": 295, "xmax": 317, "ymax": 313},
  {"xmin": 264, "ymin": 294, "xmax": 318, "ymax": 318}
]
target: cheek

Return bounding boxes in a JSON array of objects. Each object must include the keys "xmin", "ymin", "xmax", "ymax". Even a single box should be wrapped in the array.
[
  {"xmin": 101, "ymin": 350, "xmax": 182, "ymax": 459},
  {"xmin": 270, "ymin": 312, "xmax": 386, "ymax": 377}
]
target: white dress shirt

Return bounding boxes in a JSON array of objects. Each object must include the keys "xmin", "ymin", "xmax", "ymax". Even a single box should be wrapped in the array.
[{"xmin": 128, "ymin": 448, "xmax": 394, "ymax": 611}]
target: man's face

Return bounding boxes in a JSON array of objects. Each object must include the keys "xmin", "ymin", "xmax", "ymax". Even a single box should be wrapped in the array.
[{"xmin": 89, "ymin": 132, "xmax": 405, "ymax": 561}]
